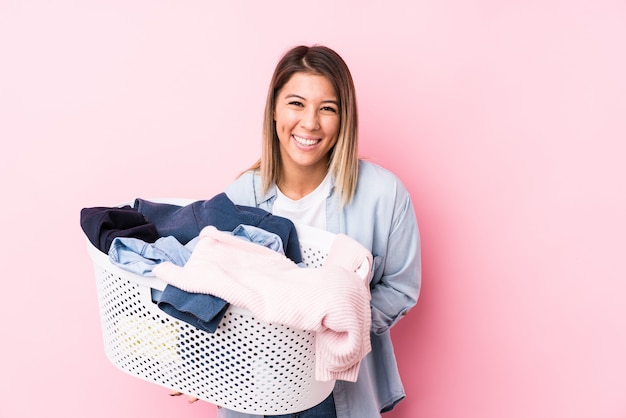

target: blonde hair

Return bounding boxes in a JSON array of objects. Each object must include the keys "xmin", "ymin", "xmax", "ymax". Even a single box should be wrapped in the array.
[{"xmin": 247, "ymin": 45, "xmax": 359, "ymax": 206}]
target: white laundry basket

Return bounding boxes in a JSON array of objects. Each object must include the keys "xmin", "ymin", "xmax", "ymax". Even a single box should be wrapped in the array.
[{"xmin": 86, "ymin": 199, "xmax": 346, "ymax": 415}]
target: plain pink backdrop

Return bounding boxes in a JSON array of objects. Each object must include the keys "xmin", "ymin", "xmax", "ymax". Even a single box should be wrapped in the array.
[{"xmin": 1, "ymin": 1, "xmax": 625, "ymax": 417}]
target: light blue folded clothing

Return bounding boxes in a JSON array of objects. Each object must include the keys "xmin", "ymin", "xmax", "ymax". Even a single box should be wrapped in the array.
[
  {"xmin": 108, "ymin": 235, "xmax": 198, "ymax": 276},
  {"xmin": 108, "ymin": 225, "xmax": 286, "ymax": 333}
]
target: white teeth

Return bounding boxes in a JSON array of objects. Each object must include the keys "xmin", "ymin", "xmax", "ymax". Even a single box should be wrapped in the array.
[{"xmin": 293, "ymin": 135, "xmax": 320, "ymax": 146}]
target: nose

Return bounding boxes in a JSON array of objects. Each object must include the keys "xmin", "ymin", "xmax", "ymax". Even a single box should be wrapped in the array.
[{"xmin": 300, "ymin": 107, "xmax": 320, "ymax": 131}]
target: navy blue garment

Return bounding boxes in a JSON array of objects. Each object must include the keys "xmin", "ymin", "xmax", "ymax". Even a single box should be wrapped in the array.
[
  {"xmin": 80, "ymin": 205, "xmax": 160, "ymax": 253},
  {"xmin": 132, "ymin": 193, "xmax": 303, "ymax": 333},
  {"xmin": 134, "ymin": 192, "xmax": 302, "ymax": 263},
  {"xmin": 156, "ymin": 285, "xmax": 229, "ymax": 333},
  {"xmin": 108, "ymin": 234, "xmax": 229, "ymax": 333}
]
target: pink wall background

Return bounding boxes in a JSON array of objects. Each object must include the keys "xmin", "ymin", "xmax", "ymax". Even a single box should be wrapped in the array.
[{"xmin": 1, "ymin": 1, "xmax": 625, "ymax": 417}]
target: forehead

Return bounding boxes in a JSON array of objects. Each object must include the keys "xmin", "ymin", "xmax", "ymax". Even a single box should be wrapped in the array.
[{"xmin": 279, "ymin": 72, "xmax": 337, "ymax": 99}]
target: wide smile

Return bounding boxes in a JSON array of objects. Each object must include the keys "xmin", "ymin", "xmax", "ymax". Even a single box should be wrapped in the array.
[{"xmin": 292, "ymin": 134, "xmax": 321, "ymax": 147}]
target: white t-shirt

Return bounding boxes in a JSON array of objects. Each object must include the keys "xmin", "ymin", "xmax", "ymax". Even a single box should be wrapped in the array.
[
  {"xmin": 273, "ymin": 172, "xmax": 370, "ymax": 291},
  {"xmin": 272, "ymin": 173, "xmax": 331, "ymax": 229}
]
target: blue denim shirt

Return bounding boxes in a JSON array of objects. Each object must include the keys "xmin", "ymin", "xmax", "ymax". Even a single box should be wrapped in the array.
[{"xmin": 221, "ymin": 160, "xmax": 422, "ymax": 418}]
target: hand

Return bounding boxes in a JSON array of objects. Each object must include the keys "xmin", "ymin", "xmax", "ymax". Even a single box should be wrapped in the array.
[{"xmin": 169, "ymin": 390, "xmax": 199, "ymax": 404}]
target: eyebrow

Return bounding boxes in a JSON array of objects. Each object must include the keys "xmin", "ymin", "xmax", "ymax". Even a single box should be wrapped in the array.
[{"xmin": 285, "ymin": 94, "xmax": 339, "ymax": 106}]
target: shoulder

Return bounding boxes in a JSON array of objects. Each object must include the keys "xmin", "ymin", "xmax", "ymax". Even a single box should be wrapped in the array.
[
  {"xmin": 223, "ymin": 170, "xmax": 259, "ymax": 206},
  {"xmin": 356, "ymin": 160, "xmax": 410, "ymax": 198},
  {"xmin": 358, "ymin": 160, "xmax": 399, "ymax": 179},
  {"xmin": 352, "ymin": 160, "xmax": 415, "ymax": 226}
]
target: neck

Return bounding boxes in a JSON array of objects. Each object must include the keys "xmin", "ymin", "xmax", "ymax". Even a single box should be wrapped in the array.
[{"xmin": 278, "ymin": 167, "xmax": 328, "ymax": 200}]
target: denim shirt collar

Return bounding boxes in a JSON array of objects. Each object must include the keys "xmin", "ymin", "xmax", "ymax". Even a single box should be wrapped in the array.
[
  {"xmin": 251, "ymin": 172, "xmax": 275, "ymax": 207},
  {"xmin": 251, "ymin": 172, "xmax": 341, "ymax": 233},
  {"xmin": 252, "ymin": 171, "xmax": 337, "ymax": 208}
]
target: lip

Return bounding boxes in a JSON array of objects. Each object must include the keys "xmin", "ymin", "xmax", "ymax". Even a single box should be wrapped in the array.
[{"xmin": 292, "ymin": 134, "xmax": 322, "ymax": 147}]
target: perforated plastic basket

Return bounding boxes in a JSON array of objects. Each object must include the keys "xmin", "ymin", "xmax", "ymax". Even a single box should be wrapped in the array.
[{"xmin": 86, "ymin": 199, "xmax": 345, "ymax": 414}]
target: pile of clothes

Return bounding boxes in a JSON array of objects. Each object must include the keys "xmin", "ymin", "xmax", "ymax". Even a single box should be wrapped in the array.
[{"xmin": 80, "ymin": 192, "xmax": 372, "ymax": 382}]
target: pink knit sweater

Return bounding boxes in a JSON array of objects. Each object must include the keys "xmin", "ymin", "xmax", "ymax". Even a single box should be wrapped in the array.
[{"xmin": 153, "ymin": 225, "xmax": 373, "ymax": 382}]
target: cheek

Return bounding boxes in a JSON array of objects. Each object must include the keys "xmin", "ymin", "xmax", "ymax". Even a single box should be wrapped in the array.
[
  {"xmin": 325, "ymin": 118, "xmax": 340, "ymax": 138},
  {"xmin": 275, "ymin": 109, "xmax": 292, "ymax": 129},
  {"xmin": 276, "ymin": 112, "xmax": 298, "ymax": 133},
  {"xmin": 274, "ymin": 115, "xmax": 293, "ymax": 141}
]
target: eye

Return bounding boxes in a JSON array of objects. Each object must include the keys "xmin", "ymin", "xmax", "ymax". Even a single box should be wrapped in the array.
[
  {"xmin": 321, "ymin": 106, "xmax": 338, "ymax": 113},
  {"xmin": 288, "ymin": 101, "xmax": 304, "ymax": 107}
]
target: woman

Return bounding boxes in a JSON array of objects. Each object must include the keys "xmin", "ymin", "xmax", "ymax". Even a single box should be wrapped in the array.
[{"xmin": 222, "ymin": 45, "xmax": 421, "ymax": 418}]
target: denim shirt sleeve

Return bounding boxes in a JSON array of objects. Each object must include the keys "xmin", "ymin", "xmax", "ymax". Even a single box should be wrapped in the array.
[
  {"xmin": 344, "ymin": 161, "xmax": 421, "ymax": 336},
  {"xmin": 368, "ymin": 188, "xmax": 421, "ymax": 335}
]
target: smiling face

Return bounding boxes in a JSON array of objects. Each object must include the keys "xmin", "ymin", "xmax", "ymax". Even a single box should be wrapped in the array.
[{"xmin": 274, "ymin": 72, "xmax": 340, "ymax": 179}]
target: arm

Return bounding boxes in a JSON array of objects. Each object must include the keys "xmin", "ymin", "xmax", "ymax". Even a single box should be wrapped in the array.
[{"xmin": 369, "ymin": 186, "xmax": 421, "ymax": 335}]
